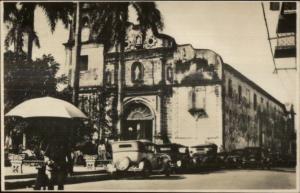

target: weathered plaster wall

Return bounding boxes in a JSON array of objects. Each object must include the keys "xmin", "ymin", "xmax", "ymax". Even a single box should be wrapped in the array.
[
  {"xmin": 168, "ymin": 85, "xmax": 223, "ymax": 148},
  {"xmin": 223, "ymin": 66, "xmax": 286, "ymax": 152},
  {"xmin": 66, "ymin": 43, "xmax": 104, "ymax": 87}
]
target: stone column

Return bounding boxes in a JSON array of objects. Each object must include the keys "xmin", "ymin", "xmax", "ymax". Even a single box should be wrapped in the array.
[{"xmin": 160, "ymin": 57, "xmax": 168, "ymax": 143}]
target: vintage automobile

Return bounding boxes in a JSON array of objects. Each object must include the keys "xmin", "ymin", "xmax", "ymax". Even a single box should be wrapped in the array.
[
  {"xmin": 242, "ymin": 147, "xmax": 271, "ymax": 169},
  {"xmin": 216, "ymin": 151, "xmax": 228, "ymax": 169},
  {"xmin": 225, "ymin": 149, "xmax": 245, "ymax": 169},
  {"xmin": 156, "ymin": 143, "xmax": 191, "ymax": 172},
  {"xmin": 189, "ymin": 143, "xmax": 219, "ymax": 170},
  {"xmin": 272, "ymin": 152, "xmax": 296, "ymax": 167},
  {"xmin": 106, "ymin": 140, "xmax": 173, "ymax": 177}
]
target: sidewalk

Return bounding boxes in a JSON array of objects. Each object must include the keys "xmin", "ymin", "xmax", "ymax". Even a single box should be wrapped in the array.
[{"xmin": 4, "ymin": 165, "xmax": 110, "ymax": 190}]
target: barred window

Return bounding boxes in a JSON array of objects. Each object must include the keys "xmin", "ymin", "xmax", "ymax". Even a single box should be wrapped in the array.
[{"xmin": 188, "ymin": 87, "xmax": 206, "ymax": 116}]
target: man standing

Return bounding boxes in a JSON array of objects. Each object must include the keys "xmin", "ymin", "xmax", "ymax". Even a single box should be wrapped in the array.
[
  {"xmin": 98, "ymin": 140, "xmax": 107, "ymax": 160},
  {"xmin": 45, "ymin": 137, "xmax": 70, "ymax": 190}
]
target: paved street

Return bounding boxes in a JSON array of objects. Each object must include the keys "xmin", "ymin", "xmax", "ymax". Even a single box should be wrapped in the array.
[
  {"xmin": 14, "ymin": 168, "xmax": 296, "ymax": 191},
  {"xmin": 12, "ymin": 168, "xmax": 285, "ymax": 191}
]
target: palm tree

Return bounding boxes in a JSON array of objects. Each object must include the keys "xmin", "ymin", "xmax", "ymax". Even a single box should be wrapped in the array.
[
  {"xmin": 4, "ymin": 2, "xmax": 73, "ymax": 60},
  {"xmin": 72, "ymin": 2, "xmax": 82, "ymax": 106},
  {"xmin": 87, "ymin": 2, "xmax": 164, "ymax": 139}
]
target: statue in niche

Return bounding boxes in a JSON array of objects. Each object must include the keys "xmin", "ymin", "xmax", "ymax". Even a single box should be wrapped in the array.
[
  {"xmin": 132, "ymin": 62, "xmax": 143, "ymax": 83},
  {"xmin": 134, "ymin": 65, "xmax": 141, "ymax": 81},
  {"xmin": 135, "ymin": 35, "xmax": 142, "ymax": 49}
]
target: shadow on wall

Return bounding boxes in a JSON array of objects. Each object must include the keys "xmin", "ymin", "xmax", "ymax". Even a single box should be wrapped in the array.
[{"xmin": 175, "ymin": 58, "xmax": 220, "ymax": 84}]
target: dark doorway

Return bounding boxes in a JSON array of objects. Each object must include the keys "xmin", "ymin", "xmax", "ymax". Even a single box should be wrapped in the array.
[
  {"xmin": 123, "ymin": 120, "xmax": 153, "ymax": 141},
  {"xmin": 122, "ymin": 102, "xmax": 154, "ymax": 141}
]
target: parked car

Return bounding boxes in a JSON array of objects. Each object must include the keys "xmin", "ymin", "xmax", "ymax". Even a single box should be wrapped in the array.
[
  {"xmin": 273, "ymin": 152, "xmax": 296, "ymax": 167},
  {"xmin": 285, "ymin": 154, "xmax": 297, "ymax": 167},
  {"xmin": 189, "ymin": 144, "xmax": 219, "ymax": 170},
  {"xmin": 242, "ymin": 147, "xmax": 271, "ymax": 169},
  {"xmin": 156, "ymin": 143, "xmax": 191, "ymax": 172},
  {"xmin": 216, "ymin": 151, "xmax": 228, "ymax": 169},
  {"xmin": 106, "ymin": 140, "xmax": 173, "ymax": 178},
  {"xmin": 225, "ymin": 149, "xmax": 245, "ymax": 169}
]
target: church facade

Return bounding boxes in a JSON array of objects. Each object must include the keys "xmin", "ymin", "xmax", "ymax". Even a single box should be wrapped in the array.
[{"xmin": 64, "ymin": 22, "xmax": 294, "ymax": 153}]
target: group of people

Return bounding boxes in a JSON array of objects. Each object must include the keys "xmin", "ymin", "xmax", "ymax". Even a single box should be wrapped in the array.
[
  {"xmin": 34, "ymin": 136, "xmax": 112, "ymax": 190},
  {"xmin": 34, "ymin": 134, "xmax": 74, "ymax": 190}
]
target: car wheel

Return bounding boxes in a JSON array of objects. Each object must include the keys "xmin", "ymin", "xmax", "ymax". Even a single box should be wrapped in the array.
[
  {"xmin": 116, "ymin": 157, "xmax": 130, "ymax": 171},
  {"xmin": 164, "ymin": 162, "xmax": 172, "ymax": 177},
  {"xmin": 141, "ymin": 161, "xmax": 151, "ymax": 178}
]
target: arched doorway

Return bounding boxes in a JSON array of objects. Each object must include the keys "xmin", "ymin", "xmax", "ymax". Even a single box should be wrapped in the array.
[{"xmin": 122, "ymin": 102, "xmax": 154, "ymax": 141}]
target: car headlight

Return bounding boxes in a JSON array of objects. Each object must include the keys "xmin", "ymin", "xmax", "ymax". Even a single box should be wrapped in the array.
[
  {"xmin": 193, "ymin": 158, "xmax": 197, "ymax": 163},
  {"xmin": 138, "ymin": 161, "xmax": 145, "ymax": 169},
  {"xmin": 106, "ymin": 164, "xmax": 115, "ymax": 172},
  {"xmin": 176, "ymin": 160, "xmax": 182, "ymax": 167},
  {"xmin": 116, "ymin": 157, "xmax": 130, "ymax": 171}
]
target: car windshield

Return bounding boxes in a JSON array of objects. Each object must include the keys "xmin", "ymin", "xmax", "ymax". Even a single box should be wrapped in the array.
[
  {"xmin": 232, "ymin": 150, "xmax": 244, "ymax": 155},
  {"xmin": 157, "ymin": 146, "xmax": 173, "ymax": 153},
  {"xmin": 111, "ymin": 142, "xmax": 138, "ymax": 152},
  {"xmin": 245, "ymin": 148, "xmax": 260, "ymax": 156},
  {"xmin": 193, "ymin": 147, "xmax": 214, "ymax": 154},
  {"xmin": 119, "ymin": 144, "xmax": 132, "ymax": 148}
]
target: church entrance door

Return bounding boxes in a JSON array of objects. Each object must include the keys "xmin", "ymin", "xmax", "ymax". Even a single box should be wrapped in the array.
[{"xmin": 122, "ymin": 102, "xmax": 154, "ymax": 141}]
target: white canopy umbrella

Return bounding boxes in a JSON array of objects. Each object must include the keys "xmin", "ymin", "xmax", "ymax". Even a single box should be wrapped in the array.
[{"xmin": 5, "ymin": 96, "xmax": 87, "ymax": 119}]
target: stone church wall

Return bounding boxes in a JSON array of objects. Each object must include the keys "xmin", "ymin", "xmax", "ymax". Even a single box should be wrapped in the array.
[{"xmin": 168, "ymin": 85, "xmax": 223, "ymax": 148}]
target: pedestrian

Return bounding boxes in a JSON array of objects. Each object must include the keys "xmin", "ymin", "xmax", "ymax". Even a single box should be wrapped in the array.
[
  {"xmin": 44, "ymin": 137, "xmax": 70, "ymax": 190},
  {"xmin": 104, "ymin": 138, "xmax": 112, "ymax": 159},
  {"xmin": 34, "ymin": 146, "xmax": 48, "ymax": 190},
  {"xmin": 98, "ymin": 140, "xmax": 107, "ymax": 160}
]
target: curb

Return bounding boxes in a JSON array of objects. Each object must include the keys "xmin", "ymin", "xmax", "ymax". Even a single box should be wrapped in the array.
[{"xmin": 5, "ymin": 172, "xmax": 110, "ymax": 190}]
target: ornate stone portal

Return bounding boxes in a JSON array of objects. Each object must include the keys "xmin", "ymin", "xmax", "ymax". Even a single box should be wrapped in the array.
[{"xmin": 122, "ymin": 102, "xmax": 154, "ymax": 141}]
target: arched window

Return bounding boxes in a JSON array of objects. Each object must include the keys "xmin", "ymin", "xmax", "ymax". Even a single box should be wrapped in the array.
[{"xmin": 131, "ymin": 62, "xmax": 144, "ymax": 83}]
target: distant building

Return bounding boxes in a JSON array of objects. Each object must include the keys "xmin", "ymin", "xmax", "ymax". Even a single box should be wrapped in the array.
[
  {"xmin": 64, "ymin": 15, "xmax": 295, "ymax": 153},
  {"xmin": 271, "ymin": 2, "xmax": 296, "ymax": 59},
  {"xmin": 263, "ymin": 1, "xmax": 297, "ymax": 71}
]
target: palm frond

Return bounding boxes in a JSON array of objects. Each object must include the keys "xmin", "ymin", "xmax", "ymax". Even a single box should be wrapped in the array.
[
  {"xmin": 32, "ymin": 31, "xmax": 41, "ymax": 48},
  {"xmin": 4, "ymin": 2, "xmax": 17, "ymax": 22},
  {"xmin": 4, "ymin": 26, "xmax": 17, "ymax": 49},
  {"xmin": 39, "ymin": 3, "xmax": 74, "ymax": 32}
]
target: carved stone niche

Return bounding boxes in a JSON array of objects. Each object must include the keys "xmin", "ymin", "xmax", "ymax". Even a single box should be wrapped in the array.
[{"xmin": 188, "ymin": 88, "xmax": 208, "ymax": 120}]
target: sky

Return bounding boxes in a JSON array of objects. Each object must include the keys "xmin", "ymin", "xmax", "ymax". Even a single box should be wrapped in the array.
[{"xmin": 4, "ymin": 1, "xmax": 298, "ymax": 106}]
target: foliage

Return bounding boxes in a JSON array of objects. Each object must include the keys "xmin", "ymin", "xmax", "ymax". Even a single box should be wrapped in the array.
[
  {"xmin": 77, "ymin": 88, "xmax": 112, "ymax": 143},
  {"xmin": 89, "ymin": 2, "xmax": 164, "ymax": 52},
  {"xmin": 77, "ymin": 2, "xmax": 164, "ymax": 140},
  {"xmin": 4, "ymin": 2, "xmax": 73, "ymax": 59},
  {"xmin": 4, "ymin": 51, "xmax": 67, "ymax": 113}
]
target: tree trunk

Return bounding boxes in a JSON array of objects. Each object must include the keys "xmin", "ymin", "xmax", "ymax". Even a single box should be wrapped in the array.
[
  {"xmin": 72, "ymin": 2, "xmax": 82, "ymax": 106},
  {"xmin": 116, "ymin": 42, "xmax": 125, "ymax": 141},
  {"xmin": 27, "ymin": 9, "xmax": 34, "ymax": 61},
  {"xmin": 15, "ymin": 20, "xmax": 23, "ymax": 54}
]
